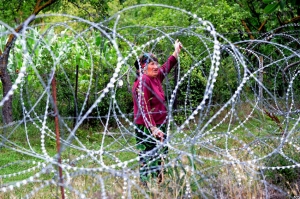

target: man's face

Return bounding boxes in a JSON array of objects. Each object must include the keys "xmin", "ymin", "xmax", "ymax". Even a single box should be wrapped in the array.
[{"xmin": 144, "ymin": 61, "xmax": 159, "ymax": 78}]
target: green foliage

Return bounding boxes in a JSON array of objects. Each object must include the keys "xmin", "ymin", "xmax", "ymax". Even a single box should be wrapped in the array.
[
  {"xmin": 0, "ymin": 0, "xmax": 112, "ymax": 27},
  {"xmin": 194, "ymin": 0, "xmax": 249, "ymax": 33},
  {"xmin": 262, "ymin": 0, "xmax": 297, "ymax": 14},
  {"xmin": 1, "ymin": 0, "xmax": 299, "ymax": 125},
  {"xmin": 264, "ymin": 2, "xmax": 279, "ymax": 13},
  {"xmin": 4, "ymin": 23, "xmax": 125, "ymax": 123},
  {"xmin": 0, "ymin": 0, "xmax": 37, "ymax": 26},
  {"xmin": 59, "ymin": 0, "xmax": 111, "ymax": 20},
  {"xmin": 232, "ymin": 0, "xmax": 299, "ymax": 33},
  {"xmin": 264, "ymin": 152, "xmax": 300, "ymax": 189}
]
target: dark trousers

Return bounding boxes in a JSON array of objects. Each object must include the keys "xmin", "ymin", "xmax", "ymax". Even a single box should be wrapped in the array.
[{"xmin": 135, "ymin": 124, "xmax": 168, "ymax": 182}]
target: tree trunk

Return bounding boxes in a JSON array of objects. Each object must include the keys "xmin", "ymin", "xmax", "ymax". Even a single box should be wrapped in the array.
[{"xmin": 0, "ymin": 51, "xmax": 13, "ymax": 124}]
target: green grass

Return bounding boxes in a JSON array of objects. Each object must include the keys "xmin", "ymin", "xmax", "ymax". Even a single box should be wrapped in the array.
[{"xmin": 1, "ymin": 107, "xmax": 300, "ymax": 198}]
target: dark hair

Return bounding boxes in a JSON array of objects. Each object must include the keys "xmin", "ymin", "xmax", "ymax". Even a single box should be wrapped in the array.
[{"xmin": 134, "ymin": 53, "xmax": 158, "ymax": 71}]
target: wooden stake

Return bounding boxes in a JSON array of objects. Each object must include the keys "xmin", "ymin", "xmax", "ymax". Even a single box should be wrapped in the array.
[{"xmin": 51, "ymin": 75, "xmax": 65, "ymax": 199}]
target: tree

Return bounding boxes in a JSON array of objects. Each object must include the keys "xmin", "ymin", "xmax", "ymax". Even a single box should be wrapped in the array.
[
  {"xmin": 0, "ymin": 0, "xmax": 112, "ymax": 124},
  {"xmin": 0, "ymin": 0, "xmax": 59, "ymax": 124}
]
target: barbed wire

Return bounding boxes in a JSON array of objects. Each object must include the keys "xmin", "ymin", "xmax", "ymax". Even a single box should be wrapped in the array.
[{"xmin": 0, "ymin": 4, "xmax": 300, "ymax": 199}]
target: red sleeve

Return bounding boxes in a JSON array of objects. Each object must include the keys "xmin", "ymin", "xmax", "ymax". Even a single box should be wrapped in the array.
[{"xmin": 157, "ymin": 55, "xmax": 178, "ymax": 82}]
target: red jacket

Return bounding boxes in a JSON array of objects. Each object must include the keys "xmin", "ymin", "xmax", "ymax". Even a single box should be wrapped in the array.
[{"xmin": 132, "ymin": 55, "xmax": 178, "ymax": 127}]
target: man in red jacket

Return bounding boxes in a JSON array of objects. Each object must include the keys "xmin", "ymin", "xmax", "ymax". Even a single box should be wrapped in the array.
[{"xmin": 132, "ymin": 40, "xmax": 182, "ymax": 185}]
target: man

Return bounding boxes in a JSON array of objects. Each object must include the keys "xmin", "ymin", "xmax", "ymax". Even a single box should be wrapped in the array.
[{"xmin": 132, "ymin": 39, "xmax": 182, "ymax": 185}]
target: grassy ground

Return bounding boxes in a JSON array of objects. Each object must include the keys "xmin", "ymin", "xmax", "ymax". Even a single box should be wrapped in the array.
[{"xmin": 1, "ymin": 105, "xmax": 300, "ymax": 198}]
